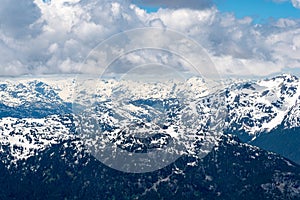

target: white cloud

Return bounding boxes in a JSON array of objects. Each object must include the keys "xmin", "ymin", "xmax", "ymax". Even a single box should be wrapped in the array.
[
  {"xmin": 0, "ymin": 0, "xmax": 146, "ymax": 75},
  {"xmin": 0, "ymin": 0, "xmax": 300, "ymax": 77},
  {"xmin": 144, "ymin": 8, "xmax": 300, "ymax": 76}
]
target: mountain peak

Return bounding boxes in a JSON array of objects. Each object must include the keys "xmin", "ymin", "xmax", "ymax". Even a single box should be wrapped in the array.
[{"xmin": 267, "ymin": 73, "xmax": 299, "ymax": 82}]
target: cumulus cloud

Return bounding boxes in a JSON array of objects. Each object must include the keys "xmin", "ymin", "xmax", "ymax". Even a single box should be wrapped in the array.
[
  {"xmin": 0, "ymin": 0, "xmax": 146, "ymax": 75},
  {"xmin": 144, "ymin": 8, "xmax": 300, "ymax": 76},
  {"xmin": 0, "ymin": 0, "xmax": 300, "ymax": 77}
]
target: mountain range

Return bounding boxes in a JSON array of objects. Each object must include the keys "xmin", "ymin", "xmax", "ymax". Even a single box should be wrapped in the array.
[{"xmin": 0, "ymin": 74, "xmax": 299, "ymax": 199}]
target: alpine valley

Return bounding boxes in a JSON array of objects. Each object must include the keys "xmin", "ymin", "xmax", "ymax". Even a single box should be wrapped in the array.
[{"xmin": 0, "ymin": 74, "xmax": 299, "ymax": 200}]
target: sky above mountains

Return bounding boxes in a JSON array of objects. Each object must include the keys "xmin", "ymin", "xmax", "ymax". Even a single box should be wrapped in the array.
[
  {"xmin": 137, "ymin": 0, "xmax": 300, "ymax": 20},
  {"xmin": 0, "ymin": 0, "xmax": 300, "ymax": 77}
]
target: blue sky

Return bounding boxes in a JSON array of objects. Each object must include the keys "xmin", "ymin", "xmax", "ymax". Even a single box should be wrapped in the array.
[
  {"xmin": 140, "ymin": 0, "xmax": 300, "ymax": 22},
  {"xmin": 215, "ymin": 0, "xmax": 300, "ymax": 22}
]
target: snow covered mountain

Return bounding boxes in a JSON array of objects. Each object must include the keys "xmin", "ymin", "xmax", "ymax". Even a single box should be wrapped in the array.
[
  {"xmin": 0, "ymin": 79, "xmax": 72, "ymax": 118},
  {"xmin": 0, "ymin": 74, "xmax": 300, "ymax": 199},
  {"xmin": 0, "ymin": 115, "xmax": 75, "ymax": 166},
  {"xmin": 222, "ymin": 74, "xmax": 300, "ymax": 164},
  {"xmin": 0, "ymin": 74, "xmax": 299, "ymax": 164},
  {"xmin": 224, "ymin": 74, "xmax": 300, "ymax": 139}
]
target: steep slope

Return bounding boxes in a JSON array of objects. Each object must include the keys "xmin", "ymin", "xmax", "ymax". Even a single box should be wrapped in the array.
[
  {"xmin": 224, "ymin": 74, "xmax": 300, "ymax": 140},
  {"xmin": 223, "ymin": 74, "xmax": 300, "ymax": 164}
]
